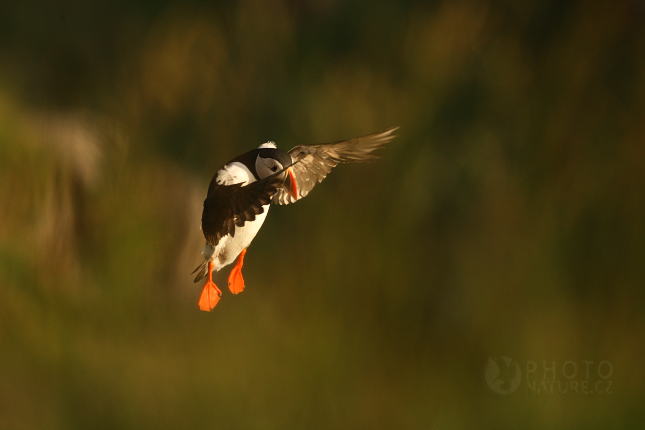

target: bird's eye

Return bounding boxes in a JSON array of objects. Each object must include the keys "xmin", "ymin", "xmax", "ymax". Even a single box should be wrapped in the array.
[{"xmin": 260, "ymin": 157, "xmax": 281, "ymax": 173}]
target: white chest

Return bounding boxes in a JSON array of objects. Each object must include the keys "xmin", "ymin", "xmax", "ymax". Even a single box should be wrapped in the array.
[
  {"xmin": 211, "ymin": 205, "xmax": 269, "ymax": 270},
  {"xmin": 201, "ymin": 160, "xmax": 271, "ymax": 271}
]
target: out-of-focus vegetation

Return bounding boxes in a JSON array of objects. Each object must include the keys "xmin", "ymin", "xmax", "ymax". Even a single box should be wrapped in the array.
[{"xmin": 1, "ymin": 0, "xmax": 644, "ymax": 428}]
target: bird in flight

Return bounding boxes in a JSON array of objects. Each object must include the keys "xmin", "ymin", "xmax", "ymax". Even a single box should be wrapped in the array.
[{"xmin": 193, "ymin": 127, "xmax": 398, "ymax": 311}]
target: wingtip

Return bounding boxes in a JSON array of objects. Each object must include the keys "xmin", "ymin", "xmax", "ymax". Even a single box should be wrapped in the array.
[
  {"xmin": 379, "ymin": 126, "xmax": 399, "ymax": 139},
  {"xmin": 364, "ymin": 126, "xmax": 399, "ymax": 147}
]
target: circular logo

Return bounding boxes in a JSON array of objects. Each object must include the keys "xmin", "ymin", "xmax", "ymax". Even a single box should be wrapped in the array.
[{"xmin": 484, "ymin": 356, "xmax": 521, "ymax": 395}]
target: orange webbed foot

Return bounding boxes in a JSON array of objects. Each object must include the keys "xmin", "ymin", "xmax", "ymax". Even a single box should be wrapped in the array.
[
  {"xmin": 198, "ymin": 261, "xmax": 221, "ymax": 312},
  {"xmin": 198, "ymin": 280, "xmax": 221, "ymax": 311},
  {"xmin": 228, "ymin": 249, "xmax": 247, "ymax": 294}
]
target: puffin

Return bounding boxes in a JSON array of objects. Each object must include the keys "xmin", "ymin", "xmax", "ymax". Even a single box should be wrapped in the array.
[{"xmin": 193, "ymin": 127, "xmax": 398, "ymax": 311}]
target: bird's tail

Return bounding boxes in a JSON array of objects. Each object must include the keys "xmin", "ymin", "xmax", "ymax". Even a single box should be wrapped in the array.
[{"xmin": 192, "ymin": 260, "xmax": 208, "ymax": 283}]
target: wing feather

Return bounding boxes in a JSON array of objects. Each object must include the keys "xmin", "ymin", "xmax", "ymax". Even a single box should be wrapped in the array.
[
  {"xmin": 201, "ymin": 173, "xmax": 283, "ymax": 247},
  {"xmin": 272, "ymin": 127, "xmax": 398, "ymax": 205}
]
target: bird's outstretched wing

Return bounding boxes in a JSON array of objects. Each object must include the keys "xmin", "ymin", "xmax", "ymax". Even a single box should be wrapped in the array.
[
  {"xmin": 201, "ymin": 174, "xmax": 284, "ymax": 247},
  {"xmin": 272, "ymin": 127, "xmax": 398, "ymax": 205}
]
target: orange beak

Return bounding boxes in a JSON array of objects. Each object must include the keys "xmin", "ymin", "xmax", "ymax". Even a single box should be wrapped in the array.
[{"xmin": 284, "ymin": 167, "xmax": 298, "ymax": 199}]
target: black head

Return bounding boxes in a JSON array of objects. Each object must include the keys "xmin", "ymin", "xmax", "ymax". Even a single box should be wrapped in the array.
[{"xmin": 255, "ymin": 148, "xmax": 293, "ymax": 179}]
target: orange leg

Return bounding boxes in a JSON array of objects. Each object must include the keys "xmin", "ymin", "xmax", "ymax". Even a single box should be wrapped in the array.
[
  {"xmin": 198, "ymin": 261, "xmax": 221, "ymax": 311},
  {"xmin": 228, "ymin": 248, "xmax": 247, "ymax": 294}
]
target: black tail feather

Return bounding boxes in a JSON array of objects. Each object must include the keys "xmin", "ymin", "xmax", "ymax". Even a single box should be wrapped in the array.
[{"xmin": 192, "ymin": 261, "xmax": 208, "ymax": 283}]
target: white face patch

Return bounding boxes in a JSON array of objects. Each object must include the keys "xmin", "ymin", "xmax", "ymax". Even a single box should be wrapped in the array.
[
  {"xmin": 255, "ymin": 156, "xmax": 284, "ymax": 180},
  {"xmin": 259, "ymin": 141, "xmax": 277, "ymax": 149},
  {"xmin": 216, "ymin": 162, "xmax": 256, "ymax": 185}
]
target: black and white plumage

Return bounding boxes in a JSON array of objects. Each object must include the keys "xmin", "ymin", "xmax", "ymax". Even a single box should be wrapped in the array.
[{"xmin": 194, "ymin": 127, "xmax": 397, "ymax": 311}]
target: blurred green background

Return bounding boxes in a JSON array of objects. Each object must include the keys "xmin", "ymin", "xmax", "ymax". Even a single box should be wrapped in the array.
[{"xmin": 1, "ymin": 0, "xmax": 644, "ymax": 428}]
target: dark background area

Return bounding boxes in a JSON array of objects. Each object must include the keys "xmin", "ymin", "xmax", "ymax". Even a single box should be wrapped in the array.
[{"xmin": 1, "ymin": 0, "xmax": 644, "ymax": 428}]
